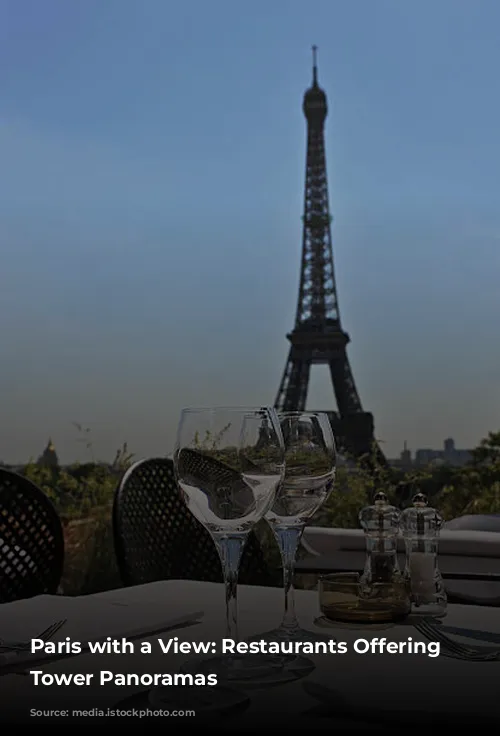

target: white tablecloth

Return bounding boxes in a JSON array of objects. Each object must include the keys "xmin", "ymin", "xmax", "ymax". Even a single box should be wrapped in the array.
[{"xmin": 0, "ymin": 581, "xmax": 498, "ymax": 725}]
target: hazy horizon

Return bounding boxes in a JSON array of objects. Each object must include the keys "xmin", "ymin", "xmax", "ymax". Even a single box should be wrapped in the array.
[{"xmin": 1, "ymin": 0, "xmax": 500, "ymax": 465}]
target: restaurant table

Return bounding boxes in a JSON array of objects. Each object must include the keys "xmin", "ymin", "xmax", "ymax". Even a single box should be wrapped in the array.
[{"xmin": 0, "ymin": 580, "xmax": 498, "ymax": 728}]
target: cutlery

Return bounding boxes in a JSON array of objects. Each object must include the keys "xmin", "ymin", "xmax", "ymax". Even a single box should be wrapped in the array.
[
  {"xmin": 0, "ymin": 611, "xmax": 204, "ymax": 676},
  {"xmin": 439, "ymin": 623, "xmax": 500, "ymax": 645},
  {"xmin": 0, "ymin": 620, "xmax": 67, "ymax": 652},
  {"xmin": 102, "ymin": 611, "xmax": 204, "ymax": 646},
  {"xmin": 413, "ymin": 618, "xmax": 500, "ymax": 661}
]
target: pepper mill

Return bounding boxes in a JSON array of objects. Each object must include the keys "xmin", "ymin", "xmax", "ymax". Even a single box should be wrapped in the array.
[
  {"xmin": 400, "ymin": 492, "xmax": 447, "ymax": 617},
  {"xmin": 359, "ymin": 491, "xmax": 401, "ymax": 585}
]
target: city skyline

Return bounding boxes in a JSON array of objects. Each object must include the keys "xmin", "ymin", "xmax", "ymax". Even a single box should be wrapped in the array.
[
  {"xmin": 1, "ymin": 0, "xmax": 500, "ymax": 463},
  {"xmin": 1, "ymin": 433, "xmax": 473, "ymax": 469}
]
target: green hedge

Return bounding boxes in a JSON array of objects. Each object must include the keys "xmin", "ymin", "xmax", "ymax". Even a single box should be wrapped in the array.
[{"xmin": 16, "ymin": 431, "xmax": 500, "ymax": 595}]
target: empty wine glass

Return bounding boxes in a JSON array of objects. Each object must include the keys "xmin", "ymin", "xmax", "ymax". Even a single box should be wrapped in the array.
[
  {"xmin": 172, "ymin": 406, "xmax": 290, "ymax": 686},
  {"xmin": 249, "ymin": 411, "xmax": 336, "ymax": 676}
]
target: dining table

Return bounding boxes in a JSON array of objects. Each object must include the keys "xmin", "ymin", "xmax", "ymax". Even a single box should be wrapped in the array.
[{"xmin": 0, "ymin": 580, "xmax": 498, "ymax": 729}]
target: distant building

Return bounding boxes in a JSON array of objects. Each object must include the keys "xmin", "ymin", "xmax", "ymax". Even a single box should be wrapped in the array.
[
  {"xmin": 37, "ymin": 438, "xmax": 59, "ymax": 468},
  {"xmin": 415, "ymin": 438, "xmax": 472, "ymax": 467},
  {"xmin": 388, "ymin": 440, "xmax": 413, "ymax": 470},
  {"xmin": 388, "ymin": 437, "xmax": 472, "ymax": 469}
]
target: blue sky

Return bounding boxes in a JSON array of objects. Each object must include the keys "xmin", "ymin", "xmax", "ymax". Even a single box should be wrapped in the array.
[{"xmin": 1, "ymin": 0, "xmax": 499, "ymax": 463}]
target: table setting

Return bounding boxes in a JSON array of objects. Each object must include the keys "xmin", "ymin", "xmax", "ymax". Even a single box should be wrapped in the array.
[
  {"xmin": 0, "ymin": 581, "xmax": 499, "ymax": 725},
  {"xmin": 0, "ymin": 406, "xmax": 498, "ymax": 725}
]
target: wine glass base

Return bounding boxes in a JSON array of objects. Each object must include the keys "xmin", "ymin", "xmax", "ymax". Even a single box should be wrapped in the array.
[
  {"xmin": 244, "ymin": 624, "xmax": 333, "ymax": 678},
  {"xmin": 180, "ymin": 652, "xmax": 313, "ymax": 688},
  {"xmin": 149, "ymin": 683, "xmax": 250, "ymax": 717},
  {"xmin": 313, "ymin": 615, "xmax": 396, "ymax": 631},
  {"xmin": 248, "ymin": 624, "xmax": 335, "ymax": 643}
]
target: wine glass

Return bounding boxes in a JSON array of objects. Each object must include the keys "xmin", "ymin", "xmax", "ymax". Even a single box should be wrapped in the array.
[
  {"xmin": 249, "ymin": 411, "xmax": 336, "ymax": 676},
  {"xmin": 172, "ymin": 406, "xmax": 291, "ymax": 686}
]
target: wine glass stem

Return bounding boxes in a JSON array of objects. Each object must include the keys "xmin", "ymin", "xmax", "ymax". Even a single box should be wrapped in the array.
[
  {"xmin": 275, "ymin": 526, "xmax": 302, "ymax": 631},
  {"xmin": 213, "ymin": 533, "xmax": 247, "ymax": 641}
]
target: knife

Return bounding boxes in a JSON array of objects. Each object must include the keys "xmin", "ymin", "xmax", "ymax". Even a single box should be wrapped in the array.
[{"xmin": 440, "ymin": 624, "xmax": 500, "ymax": 645}]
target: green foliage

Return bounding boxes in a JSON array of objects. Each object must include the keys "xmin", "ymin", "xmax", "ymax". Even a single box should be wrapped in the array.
[
  {"xmin": 13, "ymin": 426, "xmax": 500, "ymax": 596},
  {"xmin": 19, "ymin": 428, "xmax": 136, "ymax": 596},
  {"xmin": 433, "ymin": 431, "xmax": 500, "ymax": 519},
  {"xmin": 23, "ymin": 437, "xmax": 134, "ymax": 519},
  {"xmin": 192, "ymin": 425, "xmax": 284, "ymax": 468},
  {"xmin": 471, "ymin": 431, "xmax": 500, "ymax": 464},
  {"xmin": 24, "ymin": 462, "xmax": 112, "ymax": 517},
  {"xmin": 193, "ymin": 425, "xmax": 232, "ymax": 452},
  {"xmin": 319, "ymin": 433, "xmax": 500, "ymax": 527}
]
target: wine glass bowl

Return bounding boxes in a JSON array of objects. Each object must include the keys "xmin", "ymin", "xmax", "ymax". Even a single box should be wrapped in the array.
[
  {"xmin": 267, "ymin": 413, "xmax": 336, "ymax": 527},
  {"xmin": 172, "ymin": 407, "xmax": 289, "ymax": 688},
  {"xmin": 175, "ymin": 408, "xmax": 285, "ymax": 533},
  {"xmin": 247, "ymin": 412, "xmax": 336, "ymax": 679}
]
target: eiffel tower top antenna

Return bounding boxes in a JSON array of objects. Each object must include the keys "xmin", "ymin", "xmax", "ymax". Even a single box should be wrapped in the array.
[{"xmin": 312, "ymin": 45, "xmax": 318, "ymax": 85}]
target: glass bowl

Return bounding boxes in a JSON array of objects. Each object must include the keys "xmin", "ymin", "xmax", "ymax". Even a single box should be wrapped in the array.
[{"xmin": 318, "ymin": 572, "xmax": 411, "ymax": 625}]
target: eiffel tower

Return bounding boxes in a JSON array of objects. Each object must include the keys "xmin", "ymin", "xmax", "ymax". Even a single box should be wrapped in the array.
[{"xmin": 275, "ymin": 48, "xmax": 383, "ymax": 463}]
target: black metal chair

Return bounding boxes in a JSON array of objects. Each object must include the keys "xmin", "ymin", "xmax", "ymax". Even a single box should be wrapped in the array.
[
  {"xmin": 113, "ymin": 457, "xmax": 275, "ymax": 587},
  {"xmin": 0, "ymin": 468, "xmax": 65, "ymax": 603}
]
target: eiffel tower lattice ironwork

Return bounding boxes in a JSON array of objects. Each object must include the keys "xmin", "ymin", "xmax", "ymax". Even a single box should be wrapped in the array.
[{"xmin": 275, "ymin": 47, "xmax": 383, "ymax": 462}]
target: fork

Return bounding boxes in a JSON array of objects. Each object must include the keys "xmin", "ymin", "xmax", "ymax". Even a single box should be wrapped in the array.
[
  {"xmin": 413, "ymin": 618, "xmax": 500, "ymax": 662},
  {"xmin": 0, "ymin": 619, "xmax": 67, "ymax": 653}
]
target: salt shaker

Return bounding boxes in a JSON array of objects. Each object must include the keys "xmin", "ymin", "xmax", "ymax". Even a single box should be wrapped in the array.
[
  {"xmin": 359, "ymin": 491, "xmax": 401, "ymax": 585},
  {"xmin": 400, "ymin": 492, "xmax": 447, "ymax": 617}
]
